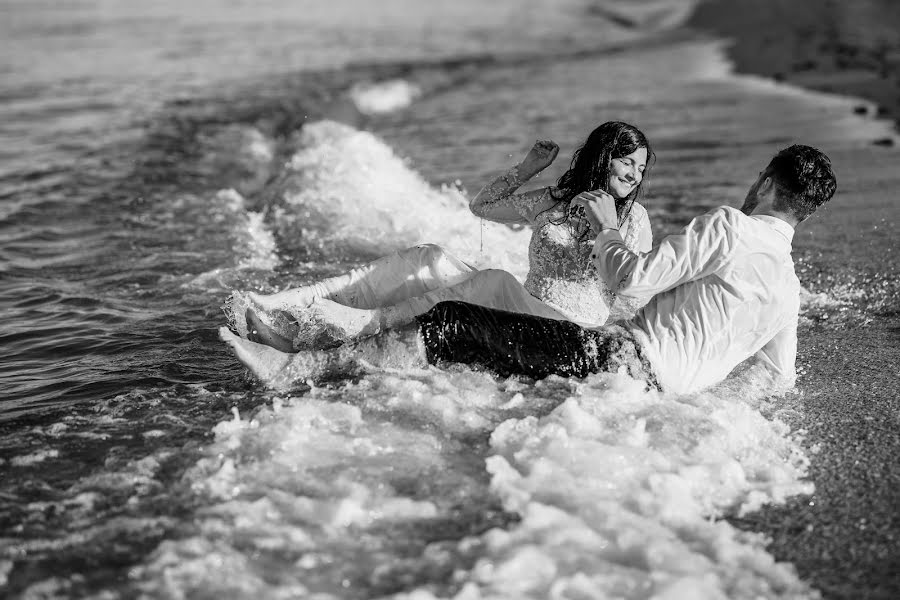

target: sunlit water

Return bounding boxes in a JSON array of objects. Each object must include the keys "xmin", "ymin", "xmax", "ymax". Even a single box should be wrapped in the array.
[{"xmin": 2, "ymin": 1, "xmax": 898, "ymax": 598}]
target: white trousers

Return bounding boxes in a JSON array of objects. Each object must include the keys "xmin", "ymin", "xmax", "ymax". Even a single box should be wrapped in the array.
[{"xmin": 324, "ymin": 244, "xmax": 567, "ymax": 326}]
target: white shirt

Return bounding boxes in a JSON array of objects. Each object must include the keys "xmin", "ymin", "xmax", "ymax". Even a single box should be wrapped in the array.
[{"xmin": 591, "ymin": 206, "xmax": 800, "ymax": 394}]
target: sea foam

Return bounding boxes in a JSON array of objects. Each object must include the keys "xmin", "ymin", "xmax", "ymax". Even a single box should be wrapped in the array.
[
  {"xmin": 129, "ymin": 356, "xmax": 815, "ymax": 598},
  {"xmin": 266, "ymin": 119, "xmax": 531, "ymax": 280},
  {"xmin": 350, "ymin": 79, "xmax": 423, "ymax": 115}
]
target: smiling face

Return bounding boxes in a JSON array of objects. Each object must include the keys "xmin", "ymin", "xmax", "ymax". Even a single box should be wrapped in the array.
[
  {"xmin": 555, "ymin": 122, "xmax": 654, "ymax": 206},
  {"xmin": 607, "ymin": 147, "xmax": 648, "ymax": 199}
]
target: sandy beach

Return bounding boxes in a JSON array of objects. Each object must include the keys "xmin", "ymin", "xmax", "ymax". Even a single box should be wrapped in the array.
[{"xmin": 690, "ymin": 1, "xmax": 900, "ymax": 598}]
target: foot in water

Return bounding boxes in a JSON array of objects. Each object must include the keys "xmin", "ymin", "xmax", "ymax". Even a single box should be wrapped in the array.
[
  {"xmin": 220, "ymin": 326, "xmax": 295, "ymax": 385},
  {"xmin": 220, "ymin": 327, "xmax": 359, "ymax": 389},
  {"xmin": 246, "ymin": 308, "xmax": 295, "ymax": 352},
  {"xmin": 246, "ymin": 299, "xmax": 382, "ymax": 351},
  {"xmin": 293, "ymin": 298, "xmax": 382, "ymax": 346}
]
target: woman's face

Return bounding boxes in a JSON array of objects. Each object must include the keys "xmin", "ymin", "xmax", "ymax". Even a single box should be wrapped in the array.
[{"xmin": 607, "ymin": 146, "xmax": 648, "ymax": 199}]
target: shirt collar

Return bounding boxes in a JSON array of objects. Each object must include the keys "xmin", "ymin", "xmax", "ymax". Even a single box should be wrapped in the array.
[{"xmin": 752, "ymin": 214, "xmax": 795, "ymax": 243}]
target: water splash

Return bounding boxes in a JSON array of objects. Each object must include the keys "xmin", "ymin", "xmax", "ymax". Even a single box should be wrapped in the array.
[
  {"xmin": 115, "ymin": 361, "xmax": 814, "ymax": 598},
  {"xmin": 265, "ymin": 120, "xmax": 530, "ymax": 279}
]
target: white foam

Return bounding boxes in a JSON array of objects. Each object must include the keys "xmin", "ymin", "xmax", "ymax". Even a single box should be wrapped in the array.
[
  {"xmin": 0, "ymin": 560, "xmax": 11, "ymax": 587},
  {"xmin": 388, "ymin": 371, "xmax": 816, "ymax": 599},
  {"xmin": 188, "ymin": 188, "xmax": 280, "ymax": 287},
  {"xmin": 10, "ymin": 448, "xmax": 59, "ymax": 466},
  {"xmin": 268, "ymin": 119, "xmax": 530, "ymax": 279},
  {"xmin": 453, "ymin": 373, "xmax": 814, "ymax": 599},
  {"xmin": 131, "ymin": 354, "xmax": 815, "ymax": 598},
  {"xmin": 800, "ymin": 283, "xmax": 866, "ymax": 311},
  {"xmin": 350, "ymin": 79, "xmax": 422, "ymax": 114},
  {"xmin": 214, "ymin": 188, "xmax": 280, "ymax": 272}
]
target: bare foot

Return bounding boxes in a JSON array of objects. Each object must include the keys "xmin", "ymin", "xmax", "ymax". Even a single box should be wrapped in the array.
[
  {"xmin": 219, "ymin": 327, "xmax": 294, "ymax": 385},
  {"xmin": 295, "ymin": 298, "xmax": 381, "ymax": 346},
  {"xmin": 246, "ymin": 308, "xmax": 296, "ymax": 353}
]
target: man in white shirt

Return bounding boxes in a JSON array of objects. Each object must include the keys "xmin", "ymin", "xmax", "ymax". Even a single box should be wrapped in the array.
[{"xmin": 416, "ymin": 144, "xmax": 837, "ymax": 394}]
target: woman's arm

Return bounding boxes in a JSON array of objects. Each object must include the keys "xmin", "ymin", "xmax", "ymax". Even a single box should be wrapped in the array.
[{"xmin": 469, "ymin": 140, "xmax": 561, "ymax": 225}]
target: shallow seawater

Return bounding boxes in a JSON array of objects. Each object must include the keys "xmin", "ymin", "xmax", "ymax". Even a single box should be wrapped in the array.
[{"xmin": 2, "ymin": 1, "xmax": 899, "ymax": 598}]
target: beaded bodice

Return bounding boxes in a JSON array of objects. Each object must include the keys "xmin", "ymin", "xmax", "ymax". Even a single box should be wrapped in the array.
[{"xmin": 472, "ymin": 166, "xmax": 649, "ymax": 325}]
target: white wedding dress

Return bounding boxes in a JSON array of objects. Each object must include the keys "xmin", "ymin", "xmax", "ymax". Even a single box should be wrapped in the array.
[{"xmin": 227, "ymin": 165, "xmax": 652, "ymax": 349}]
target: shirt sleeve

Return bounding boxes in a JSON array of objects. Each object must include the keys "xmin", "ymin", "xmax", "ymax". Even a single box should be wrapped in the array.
[
  {"xmin": 620, "ymin": 202, "xmax": 652, "ymax": 254},
  {"xmin": 635, "ymin": 207, "xmax": 653, "ymax": 253},
  {"xmin": 753, "ymin": 321, "xmax": 798, "ymax": 386},
  {"xmin": 590, "ymin": 206, "xmax": 736, "ymax": 298}
]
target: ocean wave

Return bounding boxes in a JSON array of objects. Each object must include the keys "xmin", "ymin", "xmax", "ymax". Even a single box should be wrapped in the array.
[
  {"xmin": 126, "ymin": 361, "xmax": 813, "ymax": 598},
  {"xmin": 262, "ymin": 119, "xmax": 530, "ymax": 279},
  {"xmin": 182, "ymin": 188, "xmax": 280, "ymax": 293}
]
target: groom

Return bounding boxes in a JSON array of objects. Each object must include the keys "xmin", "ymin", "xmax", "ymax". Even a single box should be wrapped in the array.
[{"xmin": 417, "ymin": 144, "xmax": 837, "ymax": 394}]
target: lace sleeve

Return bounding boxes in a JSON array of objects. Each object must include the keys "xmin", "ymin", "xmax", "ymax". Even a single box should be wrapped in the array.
[{"xmin": 470, "ymin": 165, "xmax": 555, "ymax": 225}]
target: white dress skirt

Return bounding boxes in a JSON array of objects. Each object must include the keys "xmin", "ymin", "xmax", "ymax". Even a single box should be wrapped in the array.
[{"xmin": 226, "ymin": 166, "xmax": 652, "ymax": 349}]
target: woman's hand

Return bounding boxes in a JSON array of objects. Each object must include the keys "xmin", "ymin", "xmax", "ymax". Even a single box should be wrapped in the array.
[
  {"xmin": 571, "ymin": 190, "xmax": 618, "ymax": 233},
  {"xmin": 518, "ymin": 140, "xmax": 559, "ymax": 180}
]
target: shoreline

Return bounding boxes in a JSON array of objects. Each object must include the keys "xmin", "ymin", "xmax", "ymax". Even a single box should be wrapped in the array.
[
  {"xmin": 686, "ymin": 1, "xmax": 900, "ymax": 599},
  {"xmin": 687, "ymin": 0, "xmax": 900, "ymax": 135}
]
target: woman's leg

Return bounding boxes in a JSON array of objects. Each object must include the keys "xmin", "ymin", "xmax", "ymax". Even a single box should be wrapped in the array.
[
  {"xmin": 245, "ymin": 299, "xmax": 381, "ymax": 351},
  {"xmin": 291, "ymin": 269, "xmax": 566, "ymax": 347},
  {"xmin": 314, "ymin": 269, "xmax": 567, "ymax": 343},
  {"xmin": 379, "ymin": 269, "xmax": 566, "ymax": 329},
  {"xmin": 222, "ymin": 323, "xmax": 427, "ymax": 389},
  {"xmin": 243, "ymin": 269, "xmax": 565, "ymax": 351},
  {"xmin": 250, "ymin": 244, "xmax": 477, "ymax": 311}
]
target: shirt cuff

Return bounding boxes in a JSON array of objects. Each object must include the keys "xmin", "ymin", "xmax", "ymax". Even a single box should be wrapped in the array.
[{"xmin": 590, "ymin": 228, "xmax": 625, "ymax": 262}]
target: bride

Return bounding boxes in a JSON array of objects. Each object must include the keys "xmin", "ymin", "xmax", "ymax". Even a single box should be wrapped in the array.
[{"xmin": 230, "ymin": 121, "xmax": 654, "ymax": 352}]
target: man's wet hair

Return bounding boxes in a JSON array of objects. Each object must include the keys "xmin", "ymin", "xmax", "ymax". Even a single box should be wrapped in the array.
[{"xmin": 768, "ymin": 144, "xmax": 837, "ymax": 220}]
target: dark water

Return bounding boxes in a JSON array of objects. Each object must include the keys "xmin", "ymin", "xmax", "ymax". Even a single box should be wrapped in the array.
[{"xmin": 1, "ymin": 1, "xmax": 898, "ymax": 598}]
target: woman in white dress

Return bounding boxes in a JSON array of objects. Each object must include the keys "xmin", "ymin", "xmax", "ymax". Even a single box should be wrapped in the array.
[{"xmin": 233, "ymin": 121, "xmax": 654, "ymax": 352}]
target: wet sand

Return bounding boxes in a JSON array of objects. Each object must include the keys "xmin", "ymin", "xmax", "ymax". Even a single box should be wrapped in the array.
[
  {"xmin": 690, "ymin": 0, "xmax": 900, "ymax": 132},
  {"xmin": 689, "ymin": 1, "xmax": 900, "ymax": 598}
]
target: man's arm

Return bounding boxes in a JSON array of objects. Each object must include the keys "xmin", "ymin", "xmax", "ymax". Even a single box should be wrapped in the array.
[
  {"xmin": 752, "ymin": 322, "xmax": 798, "ymax": 387},
  {"xmin": 590, "ymin": 207, "xmax": 737, "ymax": 298}
]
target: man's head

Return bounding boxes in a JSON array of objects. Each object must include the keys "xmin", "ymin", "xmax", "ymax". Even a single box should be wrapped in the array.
[{"xmin": 741, "ymin": 144, "xmax": 837, "ymax": 222}]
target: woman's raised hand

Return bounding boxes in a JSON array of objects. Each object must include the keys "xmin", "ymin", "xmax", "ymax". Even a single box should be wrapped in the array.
[{"xmin": 518, "ymin": 139, "xmax": 559, "ymax": 179}]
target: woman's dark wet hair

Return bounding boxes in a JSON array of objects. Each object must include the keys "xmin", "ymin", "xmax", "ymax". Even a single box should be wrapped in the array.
[
  {"xmin": 768, "ymin": 144, "xmax": 837, "ymax": 221},
  {"xmin": 549, "ymin": 121, "xmax": 655, "ymax": 228}
]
